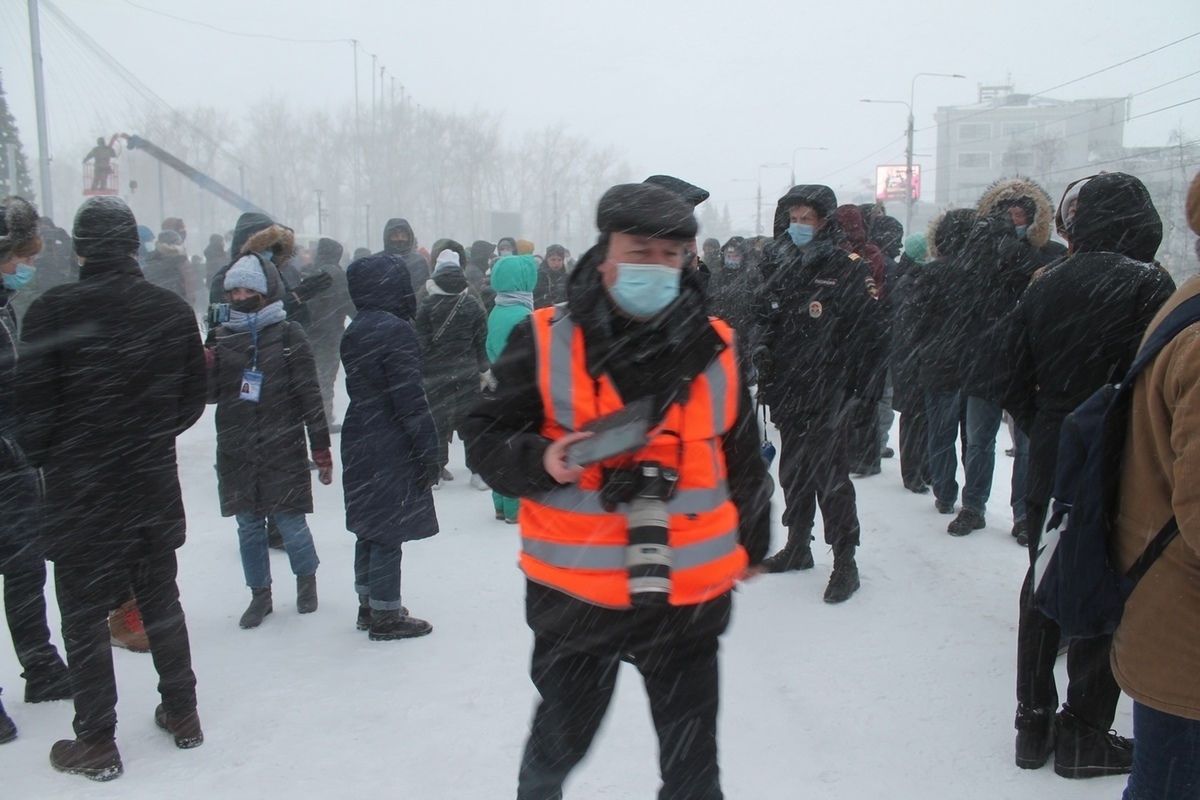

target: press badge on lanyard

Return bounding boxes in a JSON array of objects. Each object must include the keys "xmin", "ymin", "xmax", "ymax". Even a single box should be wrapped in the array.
[{"xmin": 240, "ymin": 320, "xmax": 265, "ymax": 402}]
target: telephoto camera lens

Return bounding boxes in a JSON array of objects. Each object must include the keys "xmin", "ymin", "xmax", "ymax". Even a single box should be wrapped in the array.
[{"xmin": 626, "ymin": 463, "xmax": 676, "ymax": 606}]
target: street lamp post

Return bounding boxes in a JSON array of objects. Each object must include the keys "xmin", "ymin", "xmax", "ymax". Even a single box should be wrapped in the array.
[
  {"xmin": 790, "ymin": 146, "xmax": 828, "ymax": 186},
  {"xmin": 315, "ymin": 189, "xmax": 324, "ymax": 235},
  {"xmin": 757, "ymin": 163, "xmax": 789, "ymax": 237},
  {"xmin": 862, "ymin": 72, "xmax": 965, "ymax": 233}
]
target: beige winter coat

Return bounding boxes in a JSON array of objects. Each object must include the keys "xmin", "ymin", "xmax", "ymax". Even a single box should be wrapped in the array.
[{"xmin": 1112, "ymin": 274, "xmax": 1200, "ymax": 721}]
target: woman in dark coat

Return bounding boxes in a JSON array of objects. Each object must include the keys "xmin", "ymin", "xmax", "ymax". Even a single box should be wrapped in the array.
[
  {"xmin": 341, "ymin": 254, "xmax": 440, "ymax": 641},
  {"xmin": 0, "ymin": 197, "xmax": 71, "ymax": 744},
  {"xmin": 209, "ymin": 252, "xmax": 331, "ymax": 628},
  {"xmin": 415, "ymin": 246, "xmax": 489, "ymax": 488}
]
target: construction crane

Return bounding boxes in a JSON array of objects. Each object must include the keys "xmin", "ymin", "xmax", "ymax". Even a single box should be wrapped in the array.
[{"xmin": 119, "ymin": 133, "xmax": 271, "ymax": 217}]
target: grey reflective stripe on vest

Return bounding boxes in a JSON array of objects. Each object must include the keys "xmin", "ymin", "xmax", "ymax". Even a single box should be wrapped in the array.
[
  {"xmin": 704, "ymin": 353, "xmax": 730, "ymax": 434},
  {"xmin": 547, "ymin": 308, "xmax": 576, "ymax": 431},
  {"xmin": 522, "ymin": 530, "xmax": 739, "ymax": 571},
  {"xmin": 529, "ymin": 481, "xmax": 730, "ymax": 516}
]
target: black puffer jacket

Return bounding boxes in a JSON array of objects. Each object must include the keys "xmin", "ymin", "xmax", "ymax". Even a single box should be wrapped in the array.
[
  {"xmin": 209, "ymin": 257, "xmax": 329, "ymax": 517},
  {"xmin": 906, "ymin": 208, "xmax": 977, "ymax": 395},
  {"xmin": 0, "ymin": 291, "xmax": 41, "ymax": 571},
  {"xmin": 1001, "ymin": 172, "xmax": 1176, "ymax": 521},
  {"xmin": 887, "ymin": 252, "xmax": 926, "ymax": 414},
  {"xmin": 414, "ymin": 265, "xmax": 489, "ymax": 388},
  {"xmin": 756, "ymin": 187, "xmax": 883, "ymax": 421}
]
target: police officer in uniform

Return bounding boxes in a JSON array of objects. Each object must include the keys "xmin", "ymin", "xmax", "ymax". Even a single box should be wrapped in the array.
[
  {"xmin": 465, "ymin": 182, "xmax": 771, "ymax": 800},
  {"xmin": 754, "ymin": 184, "xmax": 884, "ymax": 603}
]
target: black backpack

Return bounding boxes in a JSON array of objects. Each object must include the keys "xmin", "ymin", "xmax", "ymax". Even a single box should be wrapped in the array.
[{"xmin": 1032, "ymin": 294, "xmax": 1200, "ymax": 638}]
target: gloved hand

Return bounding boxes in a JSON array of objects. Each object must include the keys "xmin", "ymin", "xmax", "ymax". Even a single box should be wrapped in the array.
[
  {"xmin": 312, "ymin": 449, "xmax": 333, "ymax": 485},
  {"xmin": 417, "ymin": 461, "xmax": 442, "ymax": 493},
  {"xmin": 479, "ymin": 369, "xmax": 498, "ymax": 391},
  {"xmin": 292, "ymin": 271, "xmax": 333, "ymax": 304},
  {"xmin": 204, "ymin": 346, "xmax": 215, "ymax": 371}
]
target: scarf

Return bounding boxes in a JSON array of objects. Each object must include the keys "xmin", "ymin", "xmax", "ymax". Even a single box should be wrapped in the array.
[
  {"xmin": 494, "ymin": 290, "xmax": 534, "ymax": 310},
  {"xmin": 224, "ymin": 300, "xmax": 287, "ymax": 333}
]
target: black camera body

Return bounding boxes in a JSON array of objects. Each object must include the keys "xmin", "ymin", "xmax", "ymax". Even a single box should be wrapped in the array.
[
  {"xmin": 207, "ymin": 303, "xmax": 231, "ymax": 327},
  {"xmin": 602, "ymin": 462, "xmax": 678, "ymax": 607}
]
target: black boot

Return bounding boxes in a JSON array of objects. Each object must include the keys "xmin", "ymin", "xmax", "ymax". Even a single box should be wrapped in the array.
[
  {"xmin": 155, "ymin": 704, "xmax": 204, "ymax": 749},
  {"xmin": 1053, "ymin": 706, "xmax": 1134, "ymax": 779},
  {"xmin": 49, "ymin": 737, "xmax": 123, "ymax": 781},
  {"xmin": 358, "ymin": 595, "xmax": 408, "ymax": 631},
  {"xmin": 296, "ymin": 574, "xmax": 318, "ymax": 614},
  {"xmin": 23, "ymin": 660, "xmax": 72, "ymax": 703},
  {"xmin": 239, "ymin": 587, "xmax": 273, "ymax": 629},
  {"xmin": 369, "ymin": 609, "xmax": 432, "ymax": 641},
  {"xmin": 1012, "ymin": 518, "xmax": 1029, "ymax": 546},
  {"xmin": 947, "ymin": 508, "xmax": 986, "ymax": 536},
  {"xmin": 823, "ymin": 544, "xmax": 860, "ymax": 603},
  {"xmin": 1014, "ymin": 704, "xmax": 1055, "ymax": 769},
  {"xmin": 762, "ymin": 527, "xmax": 815, "ymax": 573},
  {"xmin": 0, "ymin": 692, "xmax": 16, "ymax": 744}
]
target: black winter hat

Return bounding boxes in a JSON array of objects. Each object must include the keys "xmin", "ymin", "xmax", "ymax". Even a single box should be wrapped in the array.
[
  {"xmin": 596, "ymin": 183, "xmax": 698, "ymax": 241},
  {"xmin": 643, "ymin": 175, "xmax": 710, "ymax": 207},
  {"xmin": 72, "ymin": 196, "xmax": 140, "ymax": 259}
]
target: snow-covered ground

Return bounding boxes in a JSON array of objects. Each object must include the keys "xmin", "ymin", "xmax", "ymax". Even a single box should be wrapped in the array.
[{"xmin": 2, "ymin": 400, "xmax": 1133, "ymax": 799}]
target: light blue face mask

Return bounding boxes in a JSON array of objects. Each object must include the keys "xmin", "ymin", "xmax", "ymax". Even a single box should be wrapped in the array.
[
  {"xmin": 723, "ymin": 257, "xmax": 742, "ymax": 269},
  {"xmin": 1014, "ymin": 224, "xmax": 1029, "ymax": 239},
  {"xmin": 2, "ymin": 263, "xmax": 36, "ymax": 291},
  {"xmin": 788, "ymin": 223, "xmax": 814, "ymax": 248},
  {"xmin": 609, "ymin": 263, "xmax": 681, "ymax": 319}
]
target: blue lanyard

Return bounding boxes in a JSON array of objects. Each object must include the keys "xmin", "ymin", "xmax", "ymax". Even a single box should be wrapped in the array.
[{"xmin": 247, "ymin": 315, "xmax": 259, "ymax": 371}]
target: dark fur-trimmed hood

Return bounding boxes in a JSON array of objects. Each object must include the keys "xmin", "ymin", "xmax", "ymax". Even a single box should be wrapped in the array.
[
  {"xmin": 240, "ymin": 223, "xmax": 296, "ymax": 266},
  {"xmin": 926, "ymin": 208, "xmax": 978, "ymax": 260},
  {"xmin": 976, "ymin": 176, "xmax": 1054, "ymax": 248}
]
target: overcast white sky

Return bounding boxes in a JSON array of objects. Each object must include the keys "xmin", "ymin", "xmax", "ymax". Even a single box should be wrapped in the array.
[{"xmin": 1, "ymin": 0, "xmax": 1199, "ymax": 228}]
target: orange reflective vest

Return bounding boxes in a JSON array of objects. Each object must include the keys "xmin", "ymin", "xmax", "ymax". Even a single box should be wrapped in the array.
[{"xmin": 520, "ymin": 305, "xmax": 747, "ymax": 609}]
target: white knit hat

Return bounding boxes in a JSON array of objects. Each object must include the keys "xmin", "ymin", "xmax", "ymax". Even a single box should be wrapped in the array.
[{"xmin": 223, "ymin": 254, "xmax": 268, "ymax": 294}]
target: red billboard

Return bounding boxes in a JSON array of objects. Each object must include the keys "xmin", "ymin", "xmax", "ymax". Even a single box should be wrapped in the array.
[{"xmin": 875, "ymin": 165, "xmax": 921, "ymax": 202}]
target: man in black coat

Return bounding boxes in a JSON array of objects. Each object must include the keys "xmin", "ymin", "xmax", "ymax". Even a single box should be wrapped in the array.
[
  {"xmin": 377, "ymin": 217, "xmax": 429, "ymax": 296},
  {"xmin": 754, "ymin": 184, "xmax": 883, "ymax": 603},
  {"xmin": 1002, "ymin": 172, "xmax": 1173, "ymax": 778},
  {"xmin": 707, "ymin": 236, "xmax": 762, "ymax": 370},
  {"xmin": 17, "ymin": 197, "xmax": 208, "ymax": 780},
  {"xmin": 948, "ymin": 176, "xmax": 1061, "ymax": 537},
  {"xmin": 463, "ymin": 183, "xmax": 770, "ymax": 800}
]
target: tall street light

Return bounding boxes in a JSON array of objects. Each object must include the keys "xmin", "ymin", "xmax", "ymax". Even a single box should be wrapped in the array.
[
  {"xmin": 790, "ymin": 146, "xmax": 828, "ymax": 186},
  {"xmin": 862, "ymin": 72, "xmax": 965, "ymax": 234},
  {"xmin": 757, "ymin": 163, "xmax": 789, "ymax": 237}
]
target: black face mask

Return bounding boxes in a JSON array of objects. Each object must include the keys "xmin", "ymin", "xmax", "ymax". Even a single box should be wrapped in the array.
[
  {"xmin": 386, "ymin": 238, "xmax": 412, "ymax": 256},
  {"xmin": 231, "ymin": 297, "xmax": 264, "ymax": 313}
]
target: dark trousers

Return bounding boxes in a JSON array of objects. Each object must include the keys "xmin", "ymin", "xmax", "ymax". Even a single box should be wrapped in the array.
[
  {"xmin": 428, "ymin": 377, "xmax": 479, "ymax": 472},
  {"xmin": 55, "ymin": 549, "xmax": 197, "ymax": 742},
  {"xmin": 3, "ymin": 562, "xmax": 65, "ymax": 675},
  {"xmin": 1015, "ymin": 504, "xmax": 1121, "ymax": 728},
  {"xmin": 898, "ymin": 409, "xmax": 930, "ymax": 489},
  {"xmin": 517, "ymin": 627, "xmax": 723, "ymax": 800},
  {"xmin": 1123, "ymin": 701, "xmax": 1200, "ymax": 800},
  {"xmin": 846, "ymin": 397, "xmax": 882, "ymax": 473},
  {"xmin": 777, "ymin": 417, "xmax": 860, "ymax": 548},
  {"xmin": 924, "ymin": 391, "xmax": 962, "ymax": 507}
]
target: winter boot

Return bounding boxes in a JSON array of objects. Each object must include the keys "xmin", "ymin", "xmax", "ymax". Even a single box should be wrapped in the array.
[
  {"xmin": 239, "ymin": 588, "xmax": 273, "ymax": 629},
  {"xmin": 935, "ymin": 500, "xmax": 955, "ymax": 514},
  {"xmin": 1012, "ymin": 518, "xmax": 1029, "ymax": 546},
  {"xmin": 762, "ymin": 527, "xmax": 815, "ymax": 573},
  {"xmin": 358, "ymin": 596, "xmax": 408, "ymax": 631},
  {"xmin": 947, "ymin": 508, "xmax": 985, "ymax": 536},
  {"xmin": 824, "ymin": 544, "xmax": 860, "ymax": 603},
  {"xmin": 1014, "ymin": 704, "xmax": 1056, "ymax": 769},
  {"xmin": 296, "ymin": 574, "xmax": 318, "ymax": 614},
  {"xmin": 368, "ymin": 609, "xmax": 432, "ymax": 641},
  {"xmin": 154, "ymin": 704, "xmax": 204, "ymax": 749},
  {"xmin": 0, "ymin": 693, "xmax": 16, "ymax": 745},
  {"xmin": 470, "ymin": 473, "xmax": 490, "ymax": 491},
  {"xmin": 49, "ymin": 738, "xmax": 123, "ymax": 781},
  {"xmin": 109, "ymin": 600, "xmax": 150, "ymax": 653},
  {"xmin": 23, "ymin": 660, "xmax": 72, "ymax": 703},
  {"xmin": 1053, "ymin": 706, "xmax": 1134, "ymax": 779},
  {"xmin": 440, "ymin": 466, "xmax": 455, "ymax": 482}
]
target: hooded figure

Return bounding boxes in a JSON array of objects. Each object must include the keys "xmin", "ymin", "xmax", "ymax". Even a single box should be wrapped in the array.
[
  {"xmin": 380, "ymin": 218, "xmax": 429, "ymax": 293},
  {"xmin": 707, "ymin": 236, "xmax": 761, "ymax": 363},
  {"xmin": 1003, "ymin": 171, "xmax": 1173, "ymax": 775},
  {"xmin": 465, "ymin": 240, "xmax": 493, "ymax": 292},
  {"xmin": 300, "ymin": 237, "xmax": 355, "ymax": 425},
  {"xmin": 16, "ymin": 196, "xmax": 207, "ymax": 775},
  {"xmin": 887, "ymin": 228, "xmax": 933, "ymax": 494},
  {"xmin": 143, "ymin": 228, "xmax": 191, "ymax": 303},
  {"xmin": 533, "ymin": 243, "xmax": 569, "ymax": 309},
  {"xmin": 414, "ymin": 244, "xmax": 489, "ymax": 484},
  {"xmin": 340, "ymin": 255, "xmax": 439, "ymax": 640},
  {"xmin": 203, "ymin": 233, "xmax": 227, "ymax": 291}
]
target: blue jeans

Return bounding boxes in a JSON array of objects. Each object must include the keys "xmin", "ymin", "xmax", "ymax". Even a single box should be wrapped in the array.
[
  {"xmin": 962, "ymin": 396, "xmax": 1003, "ymax": 513},
  {"xmin": 1010, "ymin": 427, "xmax": 1029, "ymax": 521},
  {"xmin": 1123, "ymin": 701, "xmax": 1200, "ymax": 799},
  {"xmin": 235, "ymin": 512, "xmax": 319, "ymax": 589},
  {"xmin": 925, "ymin": 391, "xmax": 961, "ymax": 507},
  {"xmin": 353, "ymin": 538, "xmax": 403, "ymax": 611}
]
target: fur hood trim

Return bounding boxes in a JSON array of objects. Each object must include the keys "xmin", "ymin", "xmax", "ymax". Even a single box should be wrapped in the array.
[
  {"xmin": 976, "ymin": 175, "xmax": 1054, "ymax": 248},
  {"xmin": 240, "ymin": 223, "xmax": 295, "ymax": 265}
]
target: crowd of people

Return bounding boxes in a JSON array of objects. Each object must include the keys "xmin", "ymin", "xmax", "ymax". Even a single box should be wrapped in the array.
[{"xmin": 0, "ymin": 163, "xmax": 1196, "ymax": 799}]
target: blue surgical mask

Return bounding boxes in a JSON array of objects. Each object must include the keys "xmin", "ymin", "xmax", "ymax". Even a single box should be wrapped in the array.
[
  {"xmin": 723, "ymin": 257, "xmax": 742, "ymax": 269},
  {"xmin": 1014, "ymin": 225, "xmax": 1029, "ymax": 239},
  {"xmin": 608, "ymin": 263, "xmax": 681, "ymax": 319},
  {"xmin": 788, "ymin": 223, "xmax": 814, "ymax": 248},
  {"xmin": 2, "ymin": 263, "xmax": 35, "ymax": 291}
]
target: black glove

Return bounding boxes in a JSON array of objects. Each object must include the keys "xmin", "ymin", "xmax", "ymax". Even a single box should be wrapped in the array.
[
  {"xmin": 417, "ymin": 461, "xmax": 442, "ymax": 493},
  {"xmin": 751, "ymin": 346, "xmax": 772, "ymax": 377},
  {"xmin": 292, "ymin": 271, "xmax": 333, "ymax": 303}
]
